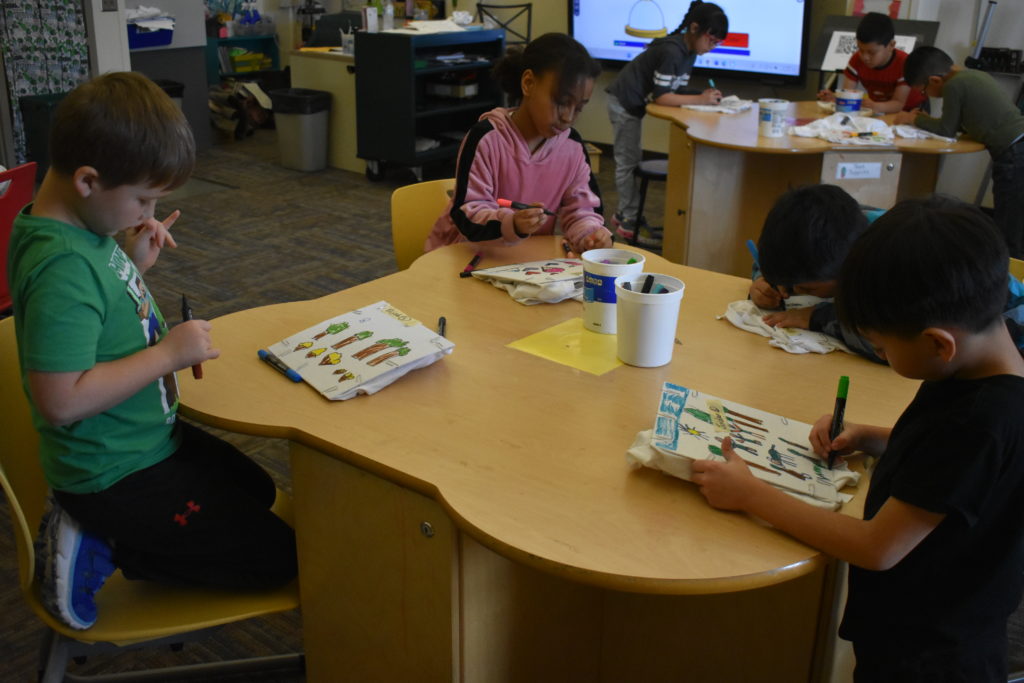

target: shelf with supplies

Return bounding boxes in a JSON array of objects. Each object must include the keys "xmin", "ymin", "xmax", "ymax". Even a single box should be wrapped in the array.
[
  {"xmin": 355, "ymin": 28, "xmax": 505, "ymax": 182},
  {"xmin": 205, "ymin": 35, "xmax": 280, "ymax": 84}
]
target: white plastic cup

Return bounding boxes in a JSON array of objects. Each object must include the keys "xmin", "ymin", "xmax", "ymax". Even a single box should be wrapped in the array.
[
  {"xmin": 758, "ymin": 98, "xmax": 789, "ymax": 138},
  {"xmin": 835, "ymin": 89, "xmax": 864, "ymax": 113},
  {"xmin": 581, "ymin": 249, "xmax": 645, "ymax": 334},
  {"xmin": 614, "ymin": 274, "xmax": 685, "ymax": 367}
]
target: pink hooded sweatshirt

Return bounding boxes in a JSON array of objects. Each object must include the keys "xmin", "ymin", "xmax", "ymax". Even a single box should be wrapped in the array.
[{"xmin": 424, "ymin": 107, "xmax": 606, "ymax": 252}]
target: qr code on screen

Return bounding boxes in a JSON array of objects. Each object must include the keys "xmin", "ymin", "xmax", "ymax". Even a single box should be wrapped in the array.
[{"xmin": 837, "ymin": 34, "xmax": 858, "ymax": 55}]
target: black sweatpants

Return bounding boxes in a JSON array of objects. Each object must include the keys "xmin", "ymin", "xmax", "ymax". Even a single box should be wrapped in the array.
[
  {"xmin": 55, "ymin": 421, "xmax": 297, "ymax": 589},
  {"xmin": 852, "ymin": 625, "xmax": 1008, "ymax": 683}
]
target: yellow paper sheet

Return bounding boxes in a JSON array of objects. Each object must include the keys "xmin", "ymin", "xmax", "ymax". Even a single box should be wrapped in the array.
[{"xmin": 507, "ymin": 317, "xmax": 622, "ymax": 375}]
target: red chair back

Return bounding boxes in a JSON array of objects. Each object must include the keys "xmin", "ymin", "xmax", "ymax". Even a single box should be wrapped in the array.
[{"xmin": 0, "ymin": 162, "xmax": 37, "ymax": 313}]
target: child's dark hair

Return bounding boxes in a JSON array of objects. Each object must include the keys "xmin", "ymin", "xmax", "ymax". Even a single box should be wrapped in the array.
[
  {"xmin": 837, "ymin": 196, "xmax": 1008, "ymax": 337},
  {"xmin": 855, "ymin": 12, "xmax": 895, "ymax": 46},
  {"xmin": 757, "ymin": 185, "xmax": 867, "ymax": 287},
  {"xmin": 50, "ymin": 71, "xmax": 195, "ymax": 190},
  {"xmin": 903, "ymin": 46, "xmax": 954, "ymax": 87},
  {"xmin": 670, "ymin": 1, "xmax": 728, "ymax": 39},
  {"xmin": 492, "ymin": 33, "xmax": 601, "ymax": 105}
]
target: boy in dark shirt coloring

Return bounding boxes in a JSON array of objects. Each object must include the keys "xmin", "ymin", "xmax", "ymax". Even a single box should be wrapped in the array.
[
  {"xmin": 695, "ymin": 197, "xmax": 1024, "ymax": 682},
  {"xmin": 896, "ymin": 46, "xmax": 1024, "ymax": 258}
]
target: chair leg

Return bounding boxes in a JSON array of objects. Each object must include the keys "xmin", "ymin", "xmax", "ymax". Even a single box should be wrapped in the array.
[
  {"xmin": 632, "ymin": 176, "xmax": 651, "ymax": 247},
  {"xmin": 40, "ymin": 631, "xmax": 72, "ymax": 683}
]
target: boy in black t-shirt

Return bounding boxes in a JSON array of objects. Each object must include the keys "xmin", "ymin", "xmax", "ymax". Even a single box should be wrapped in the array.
[{"xmin": 693, "ymin": 197, "xmax": 1024, "ymax": 682}]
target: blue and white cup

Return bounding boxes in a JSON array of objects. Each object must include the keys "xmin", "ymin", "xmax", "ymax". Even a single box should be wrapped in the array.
[
  {"xmin": 581, "ymin": 249, "xmax": 645, "ymax": 334},
  {"xmin": 758, "ymin": 98, "xmax": 789, "ymax": 137},
  {"xmin": 835, "ymin": 89, "xmax": 865, "ymax": 113}
]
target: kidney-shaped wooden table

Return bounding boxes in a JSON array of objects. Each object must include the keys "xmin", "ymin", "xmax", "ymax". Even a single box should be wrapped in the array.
[{"xmin": 179, "ymin": 237, "xmax": 918, "ymax": 682}]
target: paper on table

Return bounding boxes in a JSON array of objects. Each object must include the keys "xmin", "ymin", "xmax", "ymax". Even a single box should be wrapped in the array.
[
  {"xmin": 385, "ymin": 19, "xmax": 466, "ymax": 34},
  {"xmin": 507, "ymin": 317, "xmax": 622, "ymax": 375}
]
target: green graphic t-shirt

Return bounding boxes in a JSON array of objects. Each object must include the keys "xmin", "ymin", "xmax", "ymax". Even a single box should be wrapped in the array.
[{"xmin": 8, "ymin": 209, "xmax": 181, "ymax": 493}]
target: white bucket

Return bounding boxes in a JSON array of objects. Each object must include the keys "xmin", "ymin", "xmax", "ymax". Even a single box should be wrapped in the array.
[
  {"xmin": 614, "ymin": 274, "xmax": 685, "ymax": 367},
  {"xmin": 758, "ymin": 98, "xmax": 789, "ymax": 138},
  {"xmin": 581, "ymin": 249, "xmax": 645, "ymax": 334},
  {"xmin": 835, "ymin": 89, "xmax": 864, "ymax": 113}
]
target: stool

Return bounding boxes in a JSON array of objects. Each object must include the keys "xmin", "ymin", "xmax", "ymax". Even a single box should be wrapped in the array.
[{"xmin": 630, "ymin": 158, "xmax": 668, "ymax": 247}]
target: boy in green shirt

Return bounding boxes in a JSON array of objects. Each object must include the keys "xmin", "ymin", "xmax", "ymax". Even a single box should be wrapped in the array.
[
  {"xmin": 895, "ymin": 46, "xmax": 1024, "ymax": 258},
  {"xmin": 8, "ymin": 72, "xmax": 296, "ymax": 630}
]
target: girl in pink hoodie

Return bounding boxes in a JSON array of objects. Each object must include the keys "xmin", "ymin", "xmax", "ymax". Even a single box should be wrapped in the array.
[{"xmin": 424, "ymin": 33, "xmax": 613, "ymax": 257}]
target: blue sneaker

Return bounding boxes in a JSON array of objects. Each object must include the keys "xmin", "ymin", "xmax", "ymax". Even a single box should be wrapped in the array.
[{"xmin": 35, "ymin": 501, "xmax": 116, "ymax": 630}]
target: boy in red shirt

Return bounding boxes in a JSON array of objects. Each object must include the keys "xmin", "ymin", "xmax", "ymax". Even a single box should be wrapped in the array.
[{"xmin": 818, "ymin": 12, "xmax": 926, "ymax": 114}]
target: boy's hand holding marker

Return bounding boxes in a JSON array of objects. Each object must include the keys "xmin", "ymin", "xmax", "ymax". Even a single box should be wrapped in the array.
[
  {"xmin": 749, "ymin": 277, "xmax": 786, "ymax": 309},
  {"xmin": 163, "ymin": 315, "xmax": 219, "ymax": 373}
]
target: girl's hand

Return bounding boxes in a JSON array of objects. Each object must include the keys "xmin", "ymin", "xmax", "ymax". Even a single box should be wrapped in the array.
[
  {"xmin": 817, "ymin": 90, "xmax": 836, "ymax": 102},
  {"xmin": 512, "ymin": 206, "xmax": 546, "ymax": 238},
  {"xmin": 749, "ymin": 277, "xmax": 783, "ymax": 309},
  {"xmin": 691, "ymin": 437, "xmax": 762, "ymax": 511},
  {"xmin": 809, "ymin": 414, "xmax": 863, "ymax": 459},
  {"xmin": 702, "ymin": 88, "xmax": 723, "ymax": 105},
  {"xmin": 125, "ymin": 210, "xmax": 180, "ymax": 273},
  {"xmin": 160, "ymin": 319, "xmax": 220, "ymax": 370},
  {"xmin": 566, "ymin": 227, "xmax": 613, "ymax": 257},
  {"xmin": 763, "ymin": 306, "xmax": 813, "ymax": 330}
]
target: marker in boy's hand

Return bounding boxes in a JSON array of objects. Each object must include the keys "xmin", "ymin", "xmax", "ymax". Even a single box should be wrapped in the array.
[
  {"xmin": 165, "ymin": 314, "xmax": 220, "ymax": 373},
  {"xmin": 181, "ymin": 294, "xmax": 203, "ymax": 379},
  {"xmin": 749, "ymin": 276, "xmax": 785, "ymax": 309}
]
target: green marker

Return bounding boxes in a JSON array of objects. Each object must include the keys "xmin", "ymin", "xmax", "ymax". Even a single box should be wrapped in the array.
[{"xmin": 827, "ymin": 376, "xmax": 850, "ymax": 470}]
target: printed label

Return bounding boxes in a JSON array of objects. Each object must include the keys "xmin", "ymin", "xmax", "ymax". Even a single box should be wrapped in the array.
[
  {"xmin": 836, "ymin": 162, "xmax": 882, "ymax": 180},
  {"xmin": 583, "ymin": 271, "xmax": 618, "ymax": 304},
  {"xmin": 381, "ymin": 304, "xmax": 419, "ymax": 327}
]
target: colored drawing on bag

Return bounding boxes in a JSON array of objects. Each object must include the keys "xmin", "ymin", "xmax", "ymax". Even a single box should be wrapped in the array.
[{"xmin": 653, "ymin": 382, "xmax": 843, "ymax": 504}]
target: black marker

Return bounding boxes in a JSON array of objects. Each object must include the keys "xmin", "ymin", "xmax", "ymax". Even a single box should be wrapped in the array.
[
  {"xmin": 181, "ymin": 294, "xmax": 203, "ymax": 379},
  {"xmin": 497, "ymin": 198, "xmax": 556, "ymax": 216},
  {"xmin": 459, "ymin": 252, "xmax": 483, "ymax": 278},
  {"xmin": 641, "ymin": 274, "xmax": 655, "ymax": 293},
  {"xmin": 827, "ymin": 375, "xmax": 850, "ymax": 469},
  {"xmin": 437, "ymin": 316, "xmax": 447, "ymax": 337}
]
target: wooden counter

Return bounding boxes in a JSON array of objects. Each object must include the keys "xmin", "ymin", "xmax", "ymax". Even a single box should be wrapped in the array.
[{"xmin": 647, "ymin": 101, "xmax": 985, "ymax": 276}]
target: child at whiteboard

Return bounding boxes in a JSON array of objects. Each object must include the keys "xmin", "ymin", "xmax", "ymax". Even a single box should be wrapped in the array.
[
  {"xmin": 605, "ymin": 0, "xmax": 727, "ymax": 243},
  {"xmin": 425, "ymin": 33, "xmax": 612, "ymax": 257},
  {"xmin": 696, "ymin": 198, "xmax": 1024, "ymax": 683},
  {"xmin": 817, "ymin": 12, "xmax": 926, "ymax": 114}
]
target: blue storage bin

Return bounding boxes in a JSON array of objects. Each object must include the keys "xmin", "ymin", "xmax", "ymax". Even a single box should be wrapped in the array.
[{"xmin": 127, "ymin": 23, "xmax": 174, "ymax": 49}]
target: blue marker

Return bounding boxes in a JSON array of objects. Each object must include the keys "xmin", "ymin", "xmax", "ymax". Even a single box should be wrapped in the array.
[
  {"xmin": 746, "ymin": 239, "xmax": 786, "ymax": 310},
  {"xmin": 257, "ymin": 349, "xmax": 302, "ymax": 382},
  {"xmin": 745, "ymin": 239, "xmax": 760, "ymax": 267}
]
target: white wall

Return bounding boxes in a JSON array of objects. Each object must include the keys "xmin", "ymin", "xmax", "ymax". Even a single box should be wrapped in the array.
[{"xmin": 84, "ymin": 0, "xmax": 131, "ymax": 75}]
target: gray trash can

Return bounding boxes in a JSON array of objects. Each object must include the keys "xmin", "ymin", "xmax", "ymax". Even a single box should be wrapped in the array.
[
  {"xmin": 269, "ymin": 88, "xmax": 331, "ymax": 172},
  {"xmin": 152, "ymin": 78, "xmax": 184, "ymax": 111}
]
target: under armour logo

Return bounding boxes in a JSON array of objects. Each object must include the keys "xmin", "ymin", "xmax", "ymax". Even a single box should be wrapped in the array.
[{"xmin": 172, "ymin": 500, "xmax": 202, "ymax": 526}]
